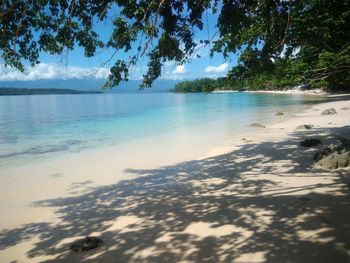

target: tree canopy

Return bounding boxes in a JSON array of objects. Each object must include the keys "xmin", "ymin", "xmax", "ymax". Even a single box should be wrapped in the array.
[{"xmin": 1, "ymin": 0, "xmax": 349, "ymax": 90}]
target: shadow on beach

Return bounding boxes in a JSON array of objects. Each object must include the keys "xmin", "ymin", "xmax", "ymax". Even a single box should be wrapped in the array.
[{"xmin": 0, "ymin": 126, "xmax": 349, "ymax": 262}]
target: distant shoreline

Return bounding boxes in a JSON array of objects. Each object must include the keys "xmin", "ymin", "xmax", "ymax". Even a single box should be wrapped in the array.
[
  {"xmin": 0, "ymin": 87, "xmax": 102, "ymax": 96},
  {"xmin": 212, "ymin": 88, "xmax": 327, "ymax": 95}
]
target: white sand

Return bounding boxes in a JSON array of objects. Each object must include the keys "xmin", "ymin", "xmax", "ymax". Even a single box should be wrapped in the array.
[
  {"xmin": 0, "ymin": 95, "xmax": 349, "ymax": 262},
  {"xmin": 213, "ymin": 89, "xmax": 327, "ymax": 95},
  {"xmin": 245, "ymin": 89, "xmax": 327, "ymax": 95}
]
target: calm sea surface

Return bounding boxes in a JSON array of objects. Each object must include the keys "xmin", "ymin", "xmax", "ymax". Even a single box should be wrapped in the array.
[{"xmin": 0, "ymin": 92, "xmax": 321, "ymax": 167}]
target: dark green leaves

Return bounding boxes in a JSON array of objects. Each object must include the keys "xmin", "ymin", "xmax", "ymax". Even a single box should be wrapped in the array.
[{"xmin": 1, "ymin": 0, "xmax": 349, "ymax": 90}]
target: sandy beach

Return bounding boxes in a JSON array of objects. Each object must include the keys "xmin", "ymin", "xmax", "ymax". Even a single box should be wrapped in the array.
[
  {"xmin": 0, "ymin": 94, "xmax": 349, "ymax": 262},
  {"xmin": 213, "ymin": 89, "xmax": 327, "ymax": 95}
]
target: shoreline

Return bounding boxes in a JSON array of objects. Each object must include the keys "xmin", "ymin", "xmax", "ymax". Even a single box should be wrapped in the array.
[
  {"xmin": 0, "ymin": 94, "xmax": 349, "ymax": 262},
  {"xmin": 213, "ymin": 88, "xmax": 328, "ymax": 95}
]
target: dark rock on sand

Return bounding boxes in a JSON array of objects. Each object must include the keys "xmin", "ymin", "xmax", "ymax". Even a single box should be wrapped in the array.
[
  {"xmin": 70, "ymin": 236, "xmax": 104, "ymax": 253},
  {"xmin": 296, "ymin": 124, "xmax": 314, "ymax": 130},
  {"xmin": 317, "ymin": 151, "xmax": 350, "ymax": 169},
  {"xmin": 340, "ymin": 107, "xmax": 350, "ymax": 110},
  {"xmin": 314, "ymin": 144, "xmax": 345, "ymax": 161},
  {"xmin": 242, "ymin": 138, "xmax": 253, "ymax": 143},
  {"xmin": 249, "ymin": 123, "xmax": 265, "ymax": 128},
  {"xmin": 300, "ymin": 138, "xmax": 322, "ymax": 147},
  {"xmin": 337, "ymin": 136, "xmax": 350, "ymax": 147},
  {"xmin": 275, "ymin": 111, "xmax": 284, "ymax": 116},
  {"xmin": 314, "ymin": 142, "xmax": 350, "ymax": 169},
  {"xmin": 321, "ymin": 108, "xmax": 337, "ymax": 115}
]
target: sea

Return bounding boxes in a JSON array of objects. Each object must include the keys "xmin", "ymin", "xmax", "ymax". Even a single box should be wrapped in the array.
[{"xmin": 0, "ymin": 92, "xmax": 321, "ymax": 168}]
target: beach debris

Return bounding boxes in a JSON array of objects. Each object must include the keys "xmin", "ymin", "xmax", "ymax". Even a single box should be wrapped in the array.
[
  {"xmin": 341, "ymin": 107, "xmax": 350, "ymax": 110},
  {"xmin": 275, "ymin": 111, "xmax": 284, "ymax": 116},
  {"xmin": 249, "ymin": 123, "xmax": 265, "ymax": 128},
  {"xmin": 242, "ymin": 138, "xmax": 253, "ymax": 143},
  {"xmin": 296, "ymin": 124, "xmax": 314, "ymax": 130},
  {"xmin": 70, "ymin": 236, "xmax": 104, "ymax": 253},
  {"xmin": 300, "ymin": 138, "xmax": 322, "ymax": 147},
  {"xmin": 321, "ymin": 108, "xmax": 337, "ymax": 115}
]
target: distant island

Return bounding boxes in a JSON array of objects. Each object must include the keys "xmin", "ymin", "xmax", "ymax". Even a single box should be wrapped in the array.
[{"xmin": 0, "ymin": 88, "xmax": 103, "ymax": 96}]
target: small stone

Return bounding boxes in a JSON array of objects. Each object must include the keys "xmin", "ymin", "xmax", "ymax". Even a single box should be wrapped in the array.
[
  {"xmin": 275, "ymin": 111, "xmax": 284, "ymax": 116},
  {"xmin": 321, "ymin": 108, "xmax": 337, "ymax": 115},
  {"xmin": 70, "ymin": 236, "xmax": 104, "ymax": 253},
  {"xmin": 242, "ymin": 138, "xmax": 253, "ymax": 143},
  {"xmin": 249, "ymin": 123, "xmax": 265, "ymax": 128},
  {"xmin": 300, "ymin": 138, "xmax": 322, "ymax": 147},
  {"xmin": 340, "ymin": 107, "xmax": 350, "ymax": 110},
  {"xmin": 296, "ymin": 124, "xmax": 314, "ymax": 130}
]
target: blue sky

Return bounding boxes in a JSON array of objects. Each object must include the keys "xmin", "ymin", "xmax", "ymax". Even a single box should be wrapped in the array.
[{"xmin": 0, "ymin": 5, "xmax": 239, "ymax": 83}]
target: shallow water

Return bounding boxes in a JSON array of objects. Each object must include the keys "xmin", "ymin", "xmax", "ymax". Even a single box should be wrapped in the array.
[{"xmin": 0, "ymin": 92, "xmax": 321, "ymax": 167}]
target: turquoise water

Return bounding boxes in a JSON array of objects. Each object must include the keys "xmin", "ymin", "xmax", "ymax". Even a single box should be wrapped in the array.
[{"xmin": 0, "ymin": 92, "xmax": 319, "ymax": 166}]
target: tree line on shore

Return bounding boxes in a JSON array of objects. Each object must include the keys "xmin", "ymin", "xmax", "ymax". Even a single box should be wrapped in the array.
[{"xmin": 171, "ymin": 77, "xmax": 243, "ymax": 93}]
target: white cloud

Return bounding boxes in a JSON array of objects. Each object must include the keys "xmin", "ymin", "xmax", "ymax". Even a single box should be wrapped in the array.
[
  {"xmin": 160, "ymin": 73, "xmax": 185, "ymax": 80},
  {"xmin": 172, "ymin": 65, "xmax": 186, "ymax": 74},
  {"xmin": 279, "ymin": 45, "xmax": 300, "ymax": 59},
  {"xmin": 204, "ymin": 63, "xmax": 229, "ymax": 73},
  {"xmin": 0, "ymin": 63, "xmax": 110, "ymax": 81}
]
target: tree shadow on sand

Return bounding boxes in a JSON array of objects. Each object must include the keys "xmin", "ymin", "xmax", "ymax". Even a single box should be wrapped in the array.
[{"xmin": 0, "ymin": 126, "xmax": 349, "ymax": 262}]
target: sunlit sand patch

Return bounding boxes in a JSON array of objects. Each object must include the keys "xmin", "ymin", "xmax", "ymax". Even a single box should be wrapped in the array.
[
  {"xmin": 182, "ymin": 221, "xmax": 252, "ymax": 240},
  {"xmin": 85, "ymin": 250, "xmax": 106, "ymax": 260},
  {"xmin": 191, "ymin": 177, "xmax": 227, "ymax": 188},
  {"xmin": 0, "ymin": 236, "xmax": 58, "ymax": 263},
  {"xmin": 155, "ymin": 221, "xmax": 253, "ymax": 244},
  {"xmin": 153, "ymin": 221, "xmax": 254, "ymax": 261},
  {"xmin": 234, "ymin": 251, "xmax": 267, "ymax": 262},
  {"xmin": 297, "ymin": 227, "xmax": 335, "ymax": 243},
  {"xmin": 102, "ymin": 215, "xmax": 144, "ymax": 233},
  {"xmin": 131, "ymin": 246, "xmax": 160, "ymax": 261},
  {"xmin": 236, "ymin": 207, "xmax": 275, "ymax": 232},
  {"xmin": 291, "ymin": 212, "xmax": 317, "ymax": 226},
  {"xmin": 198, "ymin": 145, "xmax": 239, "ymax": 159}
]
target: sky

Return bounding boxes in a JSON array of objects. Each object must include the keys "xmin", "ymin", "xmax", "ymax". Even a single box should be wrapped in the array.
[{"xmin": 0, "ymin": 4, "xmax": 239, "ymax": 86}]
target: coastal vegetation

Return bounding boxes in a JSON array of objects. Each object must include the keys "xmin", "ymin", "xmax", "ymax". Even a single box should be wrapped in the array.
[
  {"xmin": 171, "ymin": 77, "xmax": 243, "ymax": 93},
  {"xmin": 0, "ymin": 1, "xmax": 349, "ymax": 90}
]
